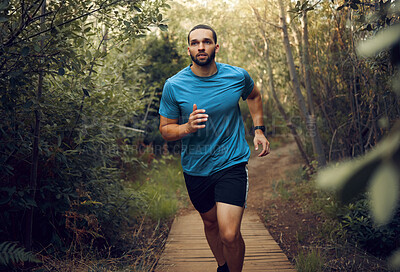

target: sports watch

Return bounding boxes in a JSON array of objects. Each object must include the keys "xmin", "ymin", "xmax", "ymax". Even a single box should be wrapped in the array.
[{"xmin": 254, "ymin": 126, "xmax": 265, "ymax": 133}]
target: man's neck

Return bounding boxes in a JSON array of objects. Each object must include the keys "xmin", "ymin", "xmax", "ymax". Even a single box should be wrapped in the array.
[{"xmin": 190, "ymin": 61, "xmax": 218, "ymax": 77}]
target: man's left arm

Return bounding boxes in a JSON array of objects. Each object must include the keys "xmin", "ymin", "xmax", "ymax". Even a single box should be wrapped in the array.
[{"xmin": 246, "ymin": 85, "xmax": 270, "ymax": 157}]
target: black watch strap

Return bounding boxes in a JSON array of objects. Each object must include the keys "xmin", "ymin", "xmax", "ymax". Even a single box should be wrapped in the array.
[{"xmin": 254, "ymin": 126, "xmax": 265, "ymax": 132}]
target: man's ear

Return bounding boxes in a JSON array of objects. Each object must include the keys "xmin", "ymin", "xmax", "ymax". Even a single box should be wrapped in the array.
[
  {"xmin": 187, "ymin": 47, "xmax": 191, "ymax": 56},
  {"xmin": 215, "ymin": 44, "xmax": 220, "ymax": 53}
]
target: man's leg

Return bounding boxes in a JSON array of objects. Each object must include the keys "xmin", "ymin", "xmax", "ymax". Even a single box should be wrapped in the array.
[
  {"xmin": 199, "ymin": 205, "xmax": 226, "ymax": 266},
  {"xmin": 216, "ymin": 202, "xmax": 245, "ymax": 272}
]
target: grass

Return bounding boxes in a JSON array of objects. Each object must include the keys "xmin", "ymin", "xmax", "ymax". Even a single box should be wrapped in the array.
[
  {"xmin": 271, "ymin": 167, "xmax": 304, "ymax": 200},
  {"xmin": 126, "ymin": 154, "xmax": 189, "ymax": 221},
  {"xmin": 272, "ymin": 179, "xmax": 292, "ymax": 200},
  {"xmin": 295, "ymin": 249, "xmax": 324, "ymax": 272}
]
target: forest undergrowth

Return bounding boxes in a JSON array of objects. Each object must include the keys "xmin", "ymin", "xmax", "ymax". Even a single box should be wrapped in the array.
[
  {"xmin": 11, "ymin": 155, "xmax": 189, "ymax": 272},
  {"xmin": 264, "ymin": 165, "xmax": 399, "ymax": 272}
]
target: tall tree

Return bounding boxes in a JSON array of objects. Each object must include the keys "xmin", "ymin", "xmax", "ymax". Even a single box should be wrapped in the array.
[
  {"xmin": 299, "ymin": 1, "xmax": 326, "ymax": 166},
  {"xmin": 25, "ymin": 0, "xmax": 47, "ymax": 251},
  {"xmin": 278, "ymin": 0, "xmax": 326, "ymax": 166},
  {"xmin": 252, "ymin": 5, "xmax": 312, "ymax": 169}
]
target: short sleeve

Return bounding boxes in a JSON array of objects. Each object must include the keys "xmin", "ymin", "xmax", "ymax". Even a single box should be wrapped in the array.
[
  {"xmin": 159, "ymin": 80, "xmax": 180, "ymax": 119},
  {"xmin": 240, "ymin": 68, "xmax": 255, "ymax": 100}
]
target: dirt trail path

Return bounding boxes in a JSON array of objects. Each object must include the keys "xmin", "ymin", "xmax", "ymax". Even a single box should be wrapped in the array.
[
  {"xmin": 157, "ymin": 137, "xmax": 302, "ymax": 271},
  {"xmin": 247, "ymin": 138, "xmax": 303, "ymax": 213}
]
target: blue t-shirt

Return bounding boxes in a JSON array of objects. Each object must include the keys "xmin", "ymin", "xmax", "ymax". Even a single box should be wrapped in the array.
[{"xmin": 159, "ymin": 62, "xmax": 254, "ymax": 176}]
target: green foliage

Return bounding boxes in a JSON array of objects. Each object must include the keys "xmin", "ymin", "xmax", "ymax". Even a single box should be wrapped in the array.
[
  {"xmin": 138, "ymin": 33, "xmax": 188, "ymax": 152},
  {"xmin": 295, "ymin": 249, "xmax": 324, "ymax": 272},
  {"xmin": 317, "ymin": 128, "xmax": 400, "ymax": 205},
  {"xmin": 358, "ymin": 24, "xmax": 400, "ymax": 59},
  {"xmin": 0, "ymin": 241, "xmax": 40, "ymax": 265},
  {"xmin": 369, "ymin": 161, "xmax": 400, "ymax": 225},
  {"xmin": 0, "ymin": 0, "xmax": 179, "ymax": 265},
  {"xmin": 288, "ymin": 1, "xmax": 315, "ymax": 14},
  {"xmin": 337, "ymin": 0, "xmax": 365, "ymax": 11},
  {"xmin": 335, "ymin": 198, "xmax": 400, "ymax": 257},
  {"xmin": 316, "ymin": 1, "xmax": 400, "ymax": 265},
  {"xmin": 389, "ymin": 248, "xmax": 400, "ymax": 270},
  {"xmin": 291, "ymin": 175, "xmax": 398, "ymax": 268},
  {"xmin": 316, "ymin": 133, "xmax": 400, "ymax": 256},
  {"xmin": 30, "ymin": 154, "xmax": 186, "ymax": 270}
]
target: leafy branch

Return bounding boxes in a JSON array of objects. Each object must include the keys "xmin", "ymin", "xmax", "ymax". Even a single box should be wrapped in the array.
[
  {"xmin": 66, "ymin": 30, "xmax": 109, "ymax": 143},
  {"xmin": 2, "ymin": 0, "xmax": 125, "ymax": 47}
]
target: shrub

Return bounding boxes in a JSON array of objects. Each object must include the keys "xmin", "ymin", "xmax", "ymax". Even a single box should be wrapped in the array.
[{"xmin": 337, "ymin": 197, "xmax": 400, "ymax": 257}]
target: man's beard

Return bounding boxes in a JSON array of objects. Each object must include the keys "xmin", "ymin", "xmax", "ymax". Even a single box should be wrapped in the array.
[{"xmin": 190, "ymin": 50, "xmax": 216, "ymax": 66}]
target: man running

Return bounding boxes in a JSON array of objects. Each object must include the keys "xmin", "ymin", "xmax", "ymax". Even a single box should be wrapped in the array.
[{"xmin": 159, "ymin": 24, "xmax": 270, "ymax": 272}]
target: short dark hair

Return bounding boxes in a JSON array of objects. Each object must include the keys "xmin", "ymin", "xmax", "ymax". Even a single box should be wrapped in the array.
[{"xmin": 187, "ymin": 24, "xmax": 217, "ymax": 45}]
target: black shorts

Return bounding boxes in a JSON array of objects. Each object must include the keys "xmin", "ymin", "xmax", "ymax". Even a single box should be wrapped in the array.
[{"xmin": 183, "ymin": 162, "xmax": 248, "ymax": 214}]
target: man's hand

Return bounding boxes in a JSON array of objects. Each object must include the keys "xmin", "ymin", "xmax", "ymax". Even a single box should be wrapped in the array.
[
  {"xmin": 159, "ymin": 104, "xmax": 207, "ymax": 141},
  {"xmin": 185, "ymin": 104, "xmax": 208, "ymax": 134},
  {"xmin": 254, "ymin": 132, "xmax": 270, "ymax": 157}
]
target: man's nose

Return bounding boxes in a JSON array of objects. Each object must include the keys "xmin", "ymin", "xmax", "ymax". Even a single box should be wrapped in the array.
[{"xmin": 198, "ymin": 42, "xmax": 205, "ymax": 50}]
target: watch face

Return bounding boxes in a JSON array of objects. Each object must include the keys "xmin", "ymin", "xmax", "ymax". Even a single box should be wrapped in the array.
[{"xmin": 255, "ymin": 126, "xmax": 265, "ymax": 132}]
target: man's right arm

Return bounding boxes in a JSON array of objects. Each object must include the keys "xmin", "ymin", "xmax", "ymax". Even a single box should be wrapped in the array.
[
  {"xmin": 159, "ymin": 116, "xmax": 191, "ymax": 141},
  {"xmin": 159, "ymin": 104, "xmax": 208, "ymax": 141}
]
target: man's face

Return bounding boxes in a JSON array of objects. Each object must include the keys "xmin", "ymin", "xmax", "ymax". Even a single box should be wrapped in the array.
[{"xmin": 188, "ymin": 29, "xmax": 219, "ymax": 66}]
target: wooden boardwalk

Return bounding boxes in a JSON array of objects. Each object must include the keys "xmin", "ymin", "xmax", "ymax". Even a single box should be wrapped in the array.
[{"xmin": 156, "ymin": 210, "xmax": 296, "ymax": 272}]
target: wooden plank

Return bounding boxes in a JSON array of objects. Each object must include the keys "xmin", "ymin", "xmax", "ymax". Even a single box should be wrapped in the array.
[{"xmin": 155, "ymin": 210, "xmax": 296, "ymax": 272}]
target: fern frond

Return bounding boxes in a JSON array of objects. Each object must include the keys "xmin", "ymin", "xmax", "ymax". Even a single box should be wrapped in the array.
[{"xmin": 0, "ymin": 241, "xmax": 41, "ymax": 265}]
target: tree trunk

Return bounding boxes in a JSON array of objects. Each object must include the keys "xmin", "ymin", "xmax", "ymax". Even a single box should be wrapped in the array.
[
  {"xmin": 291, "ymin": 23, "xmax": 305, "ymax": 89},
  {"xmin": 278, "ymin": 1, "xmax": 326, "ymax": 167},
  {"xmin": 26, "ymin": 0, "xmax": 46, "ymax": 250},
  {"xmin": 301, "ymin": 10, "xmax": 326, "ymax": 166},
  {"xmin": 264, "ymin": 38, "xmax": 312, "ymax": 169},
  {"xmin": 279, "ymin": 2, "xmax": 307, "ymax": 120},
  {"xmin": 251, "ymin": 5, "xmax": 312, "ymax": 169}
]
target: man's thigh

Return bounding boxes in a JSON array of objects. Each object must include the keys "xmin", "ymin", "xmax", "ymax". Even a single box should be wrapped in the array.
[
  {"xmin": 216, "ymin": 202, "xmax": 244, "ymax": 234},
  {"xmin": 200, "ymin": 205, "xmax": 218, "ymax": 226}
]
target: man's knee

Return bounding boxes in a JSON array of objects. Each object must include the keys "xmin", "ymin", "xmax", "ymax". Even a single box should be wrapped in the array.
[{"xmin": 220, "ymin": 228, "xmax": 240, "ymax": 246}]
